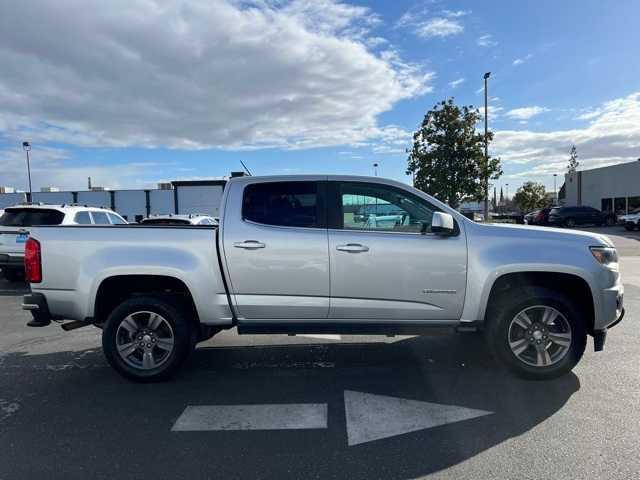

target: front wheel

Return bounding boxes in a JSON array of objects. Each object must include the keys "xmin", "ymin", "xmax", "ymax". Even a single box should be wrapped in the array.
[
  {"xmin": 485, "ymin": 287, "xmax": 587, "ymax": 380},
  {"xmin": 102, "ymin": 296, "xmax": 194, "ymax": 382},
  {"xmin": 564, "ymin": 218, "xmax": 576, "ymax": 228}
]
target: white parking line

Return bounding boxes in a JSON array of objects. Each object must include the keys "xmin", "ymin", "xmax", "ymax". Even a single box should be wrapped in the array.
[{"xmin": 171, "ymin": 403, "xmax": 328, "ymax": 431}]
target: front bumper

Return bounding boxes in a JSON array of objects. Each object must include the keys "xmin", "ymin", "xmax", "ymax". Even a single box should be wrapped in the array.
[{"xmin": 593, "ymin": 308, "xmax": 624, "ymax": 352}]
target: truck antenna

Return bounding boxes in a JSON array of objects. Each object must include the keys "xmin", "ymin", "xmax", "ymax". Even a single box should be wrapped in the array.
[{"xmin": 240, "ymin": 160, "xmax": 252, "ymax": 176}]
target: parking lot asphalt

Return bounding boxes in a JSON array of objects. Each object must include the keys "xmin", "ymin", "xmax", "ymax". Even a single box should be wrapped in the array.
[{"xmin": 1, "ymin": 226, "xmax": 639, "ymax": 480}]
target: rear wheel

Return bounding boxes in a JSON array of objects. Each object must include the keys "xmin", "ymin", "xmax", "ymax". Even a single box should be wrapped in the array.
[
  {"xmin": 102, "ymin": 296, "xmax": 194, "ymax": 382},
  {"xmin": 605, "ymin": 216, "xmax": 615, "ymax": 227},
  {"xmin": 485, "ymin": 286, "xmax": 587, "ymax": 380},
  {"xmin": 564, "ymin": 217, "xmax": 576, "ymax": 228}
]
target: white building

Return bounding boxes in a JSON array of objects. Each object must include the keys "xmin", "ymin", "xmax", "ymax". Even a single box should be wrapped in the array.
[{"xmin": 562, "ymin": 160, "xmax": 640, "ymax": 214}]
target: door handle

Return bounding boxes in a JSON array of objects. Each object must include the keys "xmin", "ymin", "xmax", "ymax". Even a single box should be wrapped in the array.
[
  {"xmin": 336, "ymin": 243, "xmax": 369, "ymax": 253},
  {"xmin": 234, "ymin": 240, "xmax": 266, "ymax": 250}
]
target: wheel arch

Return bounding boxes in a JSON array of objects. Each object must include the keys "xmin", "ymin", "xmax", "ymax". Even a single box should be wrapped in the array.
[
  {"xmin": 483, "ymin": 271, "xmax": 595, "ymax": 335},
  {"xmin": 94, "ymin": 274, "xmax": 200, "ymax": 330}
]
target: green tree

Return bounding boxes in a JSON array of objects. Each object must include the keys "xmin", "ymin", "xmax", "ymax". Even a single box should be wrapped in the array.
[
  {"xmin": 407, "ymin": 98, "xmax": 502, "ymax": 208},
  {"xmin": 513, "ymin": 181, "xmax": 550, "ymax": 212},
  {"xmin": 567, "ymin": 145, "xmax": 579, "ymax": 173}
]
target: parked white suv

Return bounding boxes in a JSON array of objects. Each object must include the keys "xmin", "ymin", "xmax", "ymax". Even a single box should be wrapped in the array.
[
  {"xmin": 619, "ymin": 208, "xmax": 640, "ymax": 231},
  {"xmin": 0, "ymin": 204, "xmax": 127, "ymax": 281},
  {"xmin": 139, "ymin": 214, "xmax": 218, "ymax": 226}
]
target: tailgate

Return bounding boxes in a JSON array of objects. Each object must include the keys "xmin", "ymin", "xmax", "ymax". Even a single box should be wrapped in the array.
[{"xmin": 0, "ymin": 227, "xmax": 29, "ymax": 255}]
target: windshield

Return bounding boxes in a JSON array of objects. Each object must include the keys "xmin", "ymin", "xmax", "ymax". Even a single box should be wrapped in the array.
[{"xmin": 0, "ymin": 208, "xmax": 64, "ymax": 226}]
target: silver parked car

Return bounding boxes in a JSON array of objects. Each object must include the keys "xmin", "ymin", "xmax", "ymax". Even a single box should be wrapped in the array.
[{"xmin": 21, "ymin": 175, "xmax": 624, "ymax": 381}]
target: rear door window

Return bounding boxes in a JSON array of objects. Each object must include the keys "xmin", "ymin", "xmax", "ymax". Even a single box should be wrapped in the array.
[
  {"xmin": 242, "ymin": 181, "xmax": 322, "ymax": 228},
  {"xmin": 0, "ymin": 208, "xmax": 65, "ymax": 226},
  {"xmin": 74, "ymin": 211, "xmax": 92, "ymax": 224},
  {"xmin": 91, "ymin": 211, "xmax": 111, "ymax": 225}
]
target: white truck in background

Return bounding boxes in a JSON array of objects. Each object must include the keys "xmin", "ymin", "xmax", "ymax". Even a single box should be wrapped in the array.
[{"xmin": 21, "ymin": 175, "xmax": 624, "ymax": 382}]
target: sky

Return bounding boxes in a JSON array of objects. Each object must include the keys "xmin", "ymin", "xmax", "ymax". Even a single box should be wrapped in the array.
[{"xmin": 1, "ymin": 0, "xmax": 639, "ymax": 195}]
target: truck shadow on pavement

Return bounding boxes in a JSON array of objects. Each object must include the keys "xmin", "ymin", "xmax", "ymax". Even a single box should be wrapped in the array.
[{"xmin": 0, "ymin": 334, "xmax": 580, "ymax": 479}]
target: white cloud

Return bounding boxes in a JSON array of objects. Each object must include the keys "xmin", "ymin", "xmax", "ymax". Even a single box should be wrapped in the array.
[
  {"xmin": 493, "ymin": 92, "xmax": 640, "ymax": 186},
  {"xmin": 0, "ymin": 0, "xmax": 433, "ymax": 152},
  {"xmin": 448, "ymin": 78, "xmax": 465, "ymax": 88},
  {"xmin": 477, "ymin": 34, "xmax": 497, "ymax": 47},
  {"xmin": 505, "ymin": 106, "xmax": 550, "ymax": 120},
  {"xmin": 574, "ymin": 109, "xmax": 603, "ymax": 121},
  {"xmin": 513, "ymin": 53, "xmax": 533, "ymax": 66},
  {"xmin": 415, "ymin": 18, "xmax": 464, "ymax": 38},
  {"xmin": 478, "ymin": 105, "xmax": 504, "ymax": 121},
  {"xmin": 442, "ymin": 9, "xmax": 471, "ymax": 18}
]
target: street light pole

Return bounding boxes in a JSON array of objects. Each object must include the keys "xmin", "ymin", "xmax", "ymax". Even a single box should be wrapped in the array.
[
  {"xmin": 22, "ymin": 141, "xmax": 33, "ymax": 203},
  {"xmin": 373, "ymin": 163, "xmax": 379, "ymax": 177},
  {"xmin": 483, "ymin": 72, "xmax": 491, "ymax": 221},
  {"xmin": 505, "ymin": 183, "xmax": 509, "ymax": 204},
  {"xmin": 553, "ymin": 174, "xmax": 558, "ymax": 204}
]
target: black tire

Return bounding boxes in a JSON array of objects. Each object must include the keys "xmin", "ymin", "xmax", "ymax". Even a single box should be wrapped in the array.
[
  {"xmin": 564, "ymin": 218, "xmax": 576, "ymax": 228},
  {"xmin": 3, "ymin": 268, "xmax": 24, "ymax": 282},
  {"xmin": 485, "ymin": 286, "xmax": 587, "ymax": 380},
  {"xmin": 625, "ymin": 225, "xmax": 633, "ymax": 231},
  {"xmin": 605, "ymin": 216, "xmax": 615, "ymax": 227},
  {"xmin": 102, "ymin": 296, "xmax": 194, "ymax": 382}
]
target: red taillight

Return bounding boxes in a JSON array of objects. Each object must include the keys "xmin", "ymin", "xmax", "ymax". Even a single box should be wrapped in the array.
[
  {"xmin": 535, "ymin": 212, "xmax": 544, "ymax": 221},
  {"xmin": 24, "ymin": 238, "xmax": 42, "ymax": 283}
]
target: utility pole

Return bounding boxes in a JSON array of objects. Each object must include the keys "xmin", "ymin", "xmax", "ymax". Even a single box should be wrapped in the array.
[
  {"xmin": 553, "ymin": 174, "xmax": 558, "ymax": 204},
  {"xmin": 505, "ymin": 183, "xmax": 509, "ymax": 205},
  {"xmin": 483, "ymin": 72, "xmax": 491, "ymax": 221},
  {"xmin": 373, "ymin": 163, "xmax": 379, "ymax": 177},
  {"xmin": 22, "ymin": 141, "xmax": 33, "ymax": 203}
]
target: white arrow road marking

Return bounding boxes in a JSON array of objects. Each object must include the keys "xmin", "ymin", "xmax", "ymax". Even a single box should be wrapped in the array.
[
  {"xmin": 171, "ymin": 404, "xmax": 328, "ymax": 431},
  {"xmin": 344, "ymin": 390, "xmax": 493, "ymax": 446},
  {"xmin": 298, "ymin": 334, "xmax": 342, "ymax": 341}
]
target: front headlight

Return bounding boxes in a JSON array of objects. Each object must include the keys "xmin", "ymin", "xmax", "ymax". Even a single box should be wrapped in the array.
[{"xmin": 590, "ymin": 246, "xmax": 618, "ymax": 266}]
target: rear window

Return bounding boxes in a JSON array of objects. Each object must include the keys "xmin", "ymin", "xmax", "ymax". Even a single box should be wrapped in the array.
[
  {"xmin": 242, "ymin": 181, "xmax": 320, "ymax": 228},
  {"xmin": 140, "ymin": 218, "xmax": 191, "ymax": 225},
  {"xmin": 0, "ymin": 208, "xmax": 65, "ymax": 226},
  {"xmin": 107, "ymin": 213, "xmax": 127, "ymax": 224}
]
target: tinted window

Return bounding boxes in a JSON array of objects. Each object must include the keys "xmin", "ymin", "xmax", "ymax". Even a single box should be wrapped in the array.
[
  {"xmin": 91, "ymin": 212, "xmax": 111, "ymax": 225},
  {"xmin": 107, "ymin": 213, "xmax": 127, "ymax": 224},
  {"xmin": 74, "ymin": 211, "xmax": 92, "ymax": 224},
  {"xmin": 339, "ymin": 182, "xmax": 436, "ymax": 233},
  {"xmin": 243, "ymin": 181, "xmax": 320, "ymax": 228},
  {"xmin": 0, "ymin": 208, "xmax": 64, "ymax": 226}
]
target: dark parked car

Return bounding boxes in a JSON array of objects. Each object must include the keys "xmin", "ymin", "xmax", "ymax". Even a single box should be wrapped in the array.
[
  {"xmin": 524, "ymin": 208, "xmax": 551, "ymax": 226},
  {"xmin": 547, "ymin": 206, "xmax": 615, "ymax": 228}
]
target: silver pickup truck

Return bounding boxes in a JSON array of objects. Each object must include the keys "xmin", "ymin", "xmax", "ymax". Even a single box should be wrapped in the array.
[{"xmin": 22, "ymin": 175, "xmax": 625, "ymax": 382}]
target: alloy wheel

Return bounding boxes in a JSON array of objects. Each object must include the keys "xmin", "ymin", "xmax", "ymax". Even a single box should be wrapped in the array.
[
  {"xmin": 115, "ymin": 311, "xmax": 175, "ymax": 370},
  {"xmin": 507, "ymin": 305, "xmax": 572, "ymax": 367}
]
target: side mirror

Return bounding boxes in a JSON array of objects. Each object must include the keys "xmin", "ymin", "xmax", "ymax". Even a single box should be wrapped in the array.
[{"xmin": 431, "ymin": 212, "xmax": 455, "ymax": 235}]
